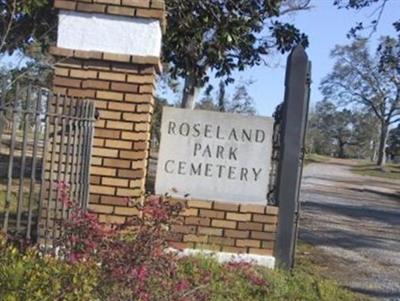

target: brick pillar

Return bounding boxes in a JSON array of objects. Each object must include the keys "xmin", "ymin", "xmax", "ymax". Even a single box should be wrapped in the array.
[{"xmin": 51, "ymin": 0, "xmax": 165, "ymax": 223}]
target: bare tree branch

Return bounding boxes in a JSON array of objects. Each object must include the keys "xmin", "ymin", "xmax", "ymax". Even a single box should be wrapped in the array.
[
  {"xmin": 0, "ymin": 0, "xmax": 17, "ymax": 53},
  {"xmin": 366, "ymin": 0, "xmax": 389, "ymax": 38}
]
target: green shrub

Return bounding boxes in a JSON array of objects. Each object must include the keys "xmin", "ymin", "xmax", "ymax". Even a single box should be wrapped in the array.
[
  {"xmin": 175, "ymin": 255, "xmax": 360, "ymax": 301},
  {"xmin": 263, "ymin": 269, "xmax": 362, "ymax": 301},
  {"xmin": 0, "ymin": 190, "xmax": 364, "ymax": 301},
  {"xmin": 0, "ymin": 235, "xmax": 98, "ymax": 301},
  {"xmin": 176, "ymin": 256, "xmax": 270, "ymax": 301}
]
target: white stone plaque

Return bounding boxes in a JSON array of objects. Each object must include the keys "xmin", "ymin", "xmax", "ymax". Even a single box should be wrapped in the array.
[
  {"xmin": 57, "ymin": 10, "xmax": 162, "ymax": 57},
  {"xmin": 155, "ymin": 107, "xmax": 274, "ymax": 204}
]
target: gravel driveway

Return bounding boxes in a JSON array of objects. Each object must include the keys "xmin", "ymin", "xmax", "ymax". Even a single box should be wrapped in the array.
[{"xmin": 299, "ymin": 160, "xmax": 400, "ymax": 301}]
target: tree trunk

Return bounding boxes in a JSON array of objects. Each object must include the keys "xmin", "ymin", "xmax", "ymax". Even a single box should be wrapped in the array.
[
  {"xmin": 370, "ymin": 140, "xmax": 377, "ymax": 162},
  {"xmin": 338, "ymin": 140, "xmax": 346, "ymax": 158},
  {"xmin": 218, "ymin": 80, "xmax": 226, "ymax": 112},
  {"xmin": 181, "ymin": 74, "xmax": 200, "ymax": 110},
  {"xmin": 377, "ymin": 121, "xmax": 389, "ymax": 168},
  {"xmin": 0, "ymin": 113, "xmax": 5, "ymax": 140}
]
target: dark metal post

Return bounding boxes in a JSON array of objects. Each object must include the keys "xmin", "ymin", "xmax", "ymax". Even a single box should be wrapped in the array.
[
  {"xmin": 275, "ymin": 45, "xmax": 311, "ymax": 269},
  {"xmin": 82, "ymin": 101, "xmax": 95, "ymax": 212},
  {"xmin": 27, "ymin": 90, "xmax": 42, "ymax": 239},
  {"xmin": 3, "ymin": 83, "xmax": 20, "ymax": 231},
  {"xmin": 0, "ymin": 78, "xmax": 6, "ymax": 147}
]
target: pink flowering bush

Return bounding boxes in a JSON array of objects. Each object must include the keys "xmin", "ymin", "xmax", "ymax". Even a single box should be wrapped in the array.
[
  {"xmin": 56, "ymin": 184, "xmax": 183, "ymax": 300},
  {"xmin": 53, "ymin": 183, "xmax": 270, "ymax": 301},
  {"xmin": 1, "ymin": 183, "xmax": 359, "ymax": 300}
]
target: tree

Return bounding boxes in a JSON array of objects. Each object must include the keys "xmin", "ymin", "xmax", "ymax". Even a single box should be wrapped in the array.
[
  {"xmin": 333, "ymin": 0, "xmax": 399, "ymax": 38},
  {"xmin": 332, "ymin": 108, "xmax": 353, "ymax": 158},
  {"xmin": 306, "ymin": 100, "xmax": 337, "ymax": 156},
  {"xmin": 151, "ymin": 97, "xmax": 170, "ymax": 148},
  {"xmin": 1, "ymin": 1, "xmax": 310, "ymax": 111},
  {"xmin": 228, "ymin": 80, "xmax": 257, "ymax": 115},
  {"xmin": 217, "ymin": 80, "xmax": 226, "ymax": 112},
  {"xmin": 321, "ymin": 38, "xmax": 400, "ymax": 167},
  {"xmin": 306, "ymin": 100, "xmax": 352, "ymax": 158},
  {"xmin": 350, "ymin": 111, "xmax": 380, "ymax": 160},
  {"xmin": 305, "ymin": 108, "xmax": 324, "ymax": 154},
  {"xmin": 164, "ymin": 0, "xmax": 310, "ymax": 109},
  {"xmin": 0, "ymin": 0, "xmax": 56, "ymax": 56},
  {"xmin": 306, "ymin": 99, "xmax": 380, "ymax": 159},
  {"xmin": 196, "ymin": 80, "xmax": 256, "ymax": 115},
  {"xmin": 388, "ymin": 124, "xmax": 400, "ymax": 160},
  {"xmin": 196, "ymin": 96, "xmax": 218, "ymax": 111}
]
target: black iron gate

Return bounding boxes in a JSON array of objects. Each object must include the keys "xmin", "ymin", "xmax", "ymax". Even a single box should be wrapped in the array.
[{"xmin": 0, "ymin": 80, "xmax": 96, "ymax": 244}]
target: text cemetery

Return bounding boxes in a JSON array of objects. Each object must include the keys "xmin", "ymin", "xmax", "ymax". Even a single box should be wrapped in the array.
[
  {"xmin": 156, "ymin": 107, "xmax": 274, "ymax": 204},
  {"xmin": 163, "ymin": 121, "xmax": 266, "ymax": 182}
]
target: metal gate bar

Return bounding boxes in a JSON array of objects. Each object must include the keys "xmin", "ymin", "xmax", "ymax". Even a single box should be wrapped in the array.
[
  {"xmin": 40, "ymin": 95, "xmax": 96, "ymax": 249},
  {"xmin": 0, "ymin": 78, "xmax": 96, "ymax": 245}
]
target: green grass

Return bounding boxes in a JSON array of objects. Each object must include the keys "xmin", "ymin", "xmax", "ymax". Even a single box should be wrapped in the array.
[
  {"xmin": 304, "ymin": 154, "xmax": 330, "ymax": 166},
  {"xmin": 352, "ymin": 162, "xmax": 400, "ymax": 180},
  {"xmin": 0, "ymin": 190, "xmax": 22, "ymax": 214},
  {"xmin": 0, "ymin": 189, "xmax": 39, "ymax": 233},
  {"xmin": 0, "ymin": 178, "xmax": 41, "ymax": 214},
  {"xmin": 263, "ymin": 268, "xmax": 361, "ymax": 301},
  {"xmin": 178, "ymin": 240, "xmax": 367, "ymax": 301},
  {"xmin": 179, "ymin": 251, "xmax": 365, "ymax": 301},
  {"xmin": 0, "ymin": 190, "xmax": 38, "ymax": 214},
  {"xmin": 291, "ymin": 241, "xmax": 369, "ymax": 301}
]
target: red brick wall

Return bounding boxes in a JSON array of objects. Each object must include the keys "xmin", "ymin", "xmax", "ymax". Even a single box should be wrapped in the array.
[
  {"xmin": 169, "ymin": 199, "xmax": 279, "ymax": 256},
  {"xmin": 48, "ymin": 0, "xmax": 164, "ymax": 227},
  {"xmin": 51, "ymin": 47, "xmax": 158, "ymax": 223}
]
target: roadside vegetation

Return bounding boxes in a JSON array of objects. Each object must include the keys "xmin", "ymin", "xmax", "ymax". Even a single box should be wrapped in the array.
[
  {"xmin": 352, "ymin": 162, "xmax": 400, "ymax": 180},
  {"xmin": 295, "ymin": 241, "xmax": 369, "ymax": 301},
  {"xmin": 0, "ymin": 241, "xmax": 365, "ymax": 301},
  {"xmin": 304, "ymin": 154, "xmax": 330, "ymax": 166},
  {"xmin": 0, "ymin": 240, "xmax": 365, "ymax": 301},
  {"xmin": 0, "ymin": 190, "xmax": 363, "ymax": 301}
]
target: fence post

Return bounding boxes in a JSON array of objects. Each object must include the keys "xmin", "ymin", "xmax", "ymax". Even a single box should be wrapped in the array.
[
  {"xmin": 51, "ymin": 1, "xmax": 165, "ymax": 222},
  {"xmin": 0, "ymin": 78, "xmax": 6, "ymax": 144},
  {"xmin": 275, "ymin": 45, "xmax": 311, "ymax": 269}
]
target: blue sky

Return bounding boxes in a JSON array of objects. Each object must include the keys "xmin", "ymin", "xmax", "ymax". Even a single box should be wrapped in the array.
[{"xmin": 195, "ymin": 0, "xmax": 399, "ymax": 117}]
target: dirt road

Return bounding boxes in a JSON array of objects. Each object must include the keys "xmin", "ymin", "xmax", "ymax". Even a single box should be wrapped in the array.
[{"xmin": 299, "ymin": 159, "xmax": 400, "ymax": 301}]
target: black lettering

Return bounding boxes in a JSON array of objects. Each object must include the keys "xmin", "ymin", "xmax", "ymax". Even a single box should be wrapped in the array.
[
  {"xmin": 242, "ymin": 129, "xmax": 252, "ymax": 142},
  {"xmin": 253, "ymin": 168, "xmax": 262, "ymax": 181},
  {"xmin": 228, "ymin": 166, "xmax": 236, "ymax": 180},
  {"xmin": 178, "ymin": 161, "xmax": 186, "ymax": 175},
  {"xmin": 229, "ymin": 147, "xmax": 238, "ymax": 161},
  {"xmin": 168, "ymin": 121, "xmax": 176, "ymax": 135},
  {"xmin": 205, "ymin": 164, "xmax": 213, "ymax": 177},
  {"xmin": 164, "ymin": 160, "xmax": 175, "ymax": 173},
  {"xmin": 255, "ymin": 130, "xmax": 266, "ymax": 143},
  {"xmin": 202, "ymin": 145, "xmax": 212, "ymax": 158},
  {"xmin": 193, "ymin": 143, "xmax": 202, "ymax": 157},
  {"xmin": 193, "ymin": 123, "xmax": 201, "ymax": 137},
  {"xmin": 179, "ymin": 123, "xmax": 190, "ymax": 136},
  {"xmin": 216, "ymin": 165, "xmax": 226, "ymax": 178},
  {"xmin": 216, "ymin": 145, "xmax": 224, "ymax": 159},
  {"xmin": 228, "ymin": 129, "xmax": 238, "ymax": 141},
  {"xmin": 190, "ymin": 163, "xmax": 202, "ymax": 176},
  {"xmin": 216, "ymin": 126, "xmax": 225, "ymax": 140},
  {"xmin": 204, "ymin": 124, "xmax": 212, "ymax": 138},
  {"xmin": 240, "ymin": 168, "xmax": 248, "ymax": 181}
]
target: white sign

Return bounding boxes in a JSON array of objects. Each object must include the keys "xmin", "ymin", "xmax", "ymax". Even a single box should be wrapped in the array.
[
  {"xmin": 57, "ymin": 10, "xmax": 162, "ymax": 57},
  {"xmin": 155, "ymin": 107, "xmax": 274, "ymax": 204}
]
